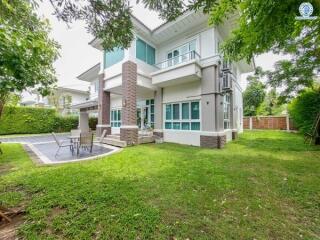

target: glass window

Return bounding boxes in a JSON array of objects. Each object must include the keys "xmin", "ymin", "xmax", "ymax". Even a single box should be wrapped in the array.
[
  {"xmin": 104, "ymin": 47, "xmax": 124, "ymax": 69},
  {"xmin": 111, "ymin": 109, "xmax": 121, "ymax": 128},
  {"xmin": 136, "ymin": 38, "xmax": 155, "ymax": 65},
  {"xmin": 173, "ymin": 122, "xmax": 180, "ymax": 130},
  {"xmin": 164, "ymin": 101, "xmax": 200, "ymax": 131},
  {"xmin": 173, "ymin": 104, "xmax": 180, "ymax": 120},
  {"xmin": 136, "ymin": 38, "xmax": 146, "ymax": 62},
  {"xmin": 182, "ymin": 122, "xmax": 190, "ymax": 130},
  {"xmin": 191, "ymin": 102, "xmax": 200, "ymax": 119},
  {"xmin": 166, "ymin": 104, "xmax": 172, "ymax": 120},
  {"xmin": 147, "ymin": 45, "xmax": 155, "ymax": 65},
  {"xmin": 182, "ymin": 103, "xmax": 189, "ymax": 120},
  {"xmin": 165, "ymin": 122, "xmax": 172, "ymax": 129},
  {"xmin": 191, "ymin": 122, "xmax": 200, "ymax": 130},
  {"xmin": 223, "ymin": 93, "xmax": 231, "ymax": 129}
]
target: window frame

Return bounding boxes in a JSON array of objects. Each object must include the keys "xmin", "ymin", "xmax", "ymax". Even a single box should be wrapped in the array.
[
  {"xmin": 136, "ymin": 37, "xmax": 156, "ymax": 66},
  {"xmin": 111, "ymin": 108, "xmax": 121, "ymax": 128},
  {"xmin": 164, "ymin": 100, "xmax": 201, "ymax": 131}
]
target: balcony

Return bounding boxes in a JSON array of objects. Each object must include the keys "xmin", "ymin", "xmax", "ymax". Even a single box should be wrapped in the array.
[{"xmin": 151, "ymin": 51, "xmax": 201, "ymax": 87}]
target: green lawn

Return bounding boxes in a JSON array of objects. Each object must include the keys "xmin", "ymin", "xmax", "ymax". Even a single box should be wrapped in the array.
[{"xmin": 0, "ymin": 131, "xmax": 319, "ymax": 239}]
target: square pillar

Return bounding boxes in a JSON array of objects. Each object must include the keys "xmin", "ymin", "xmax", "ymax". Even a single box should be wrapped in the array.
[
  {"xmin": 79, "ymin": 110, "xmax": 89, "ymax": 132},
  {"xmin": 200, "ymin": 64, "xmax": 226, "ymax": 149},
  {"xmin": 120, "ymin": 61, "xmax": 138, "ymax": 145},
  {"xmin": 97, "ymin": 73, "xmax": 111, "ymax": 136},
  {"xmin": 154, "ymin": 88, "xmax": 163, "ymax": 139}
]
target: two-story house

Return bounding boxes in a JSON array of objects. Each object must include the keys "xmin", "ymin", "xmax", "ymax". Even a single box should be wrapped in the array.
[{"xmin": 73, "ymin": 10, "xmax": 254, "ymax": 148}]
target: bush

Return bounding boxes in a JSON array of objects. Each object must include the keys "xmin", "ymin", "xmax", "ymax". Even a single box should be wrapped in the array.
[
  {"xmin": 0, "ymin": 106, "xmax": 97, "ymax": 135},
  {"xmin": 288, "ymin": 87, "xmax": 320, "ymax": 133}
]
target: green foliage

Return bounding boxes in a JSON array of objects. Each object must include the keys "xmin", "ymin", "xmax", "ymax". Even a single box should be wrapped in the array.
[
  {"xmin": 0, "ymin": 106, "xmax": 98, "ymax": 135},
  {"xmin": 256, "ymin": 89, "xmax": 287, "ymax": 116},
  {"xmin": 0, "ymin": 0, "xmax": 59, "ymax": 115},
  {"xmin": 0, "ymin": 131, "xmax": 319, "ymax": 239},
  {"xmin": 243, "ymin": 68, "xmax": 266, "ymax": 116},
  {"xmin": 288, "ymin": 87, "xmax": 320, "ymax": 133}
]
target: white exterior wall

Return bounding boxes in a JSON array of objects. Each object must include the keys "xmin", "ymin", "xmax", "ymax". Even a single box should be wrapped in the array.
[
  {"xmin": 156, "ymin": 25, "xmax": 215, "ymax": 64},
  {"xmin": 162, "ymin": 81, "xmax": 202, "ymax": 146},
  {"xmin": 89, "ymin": 78, "xmax": 99, "ymax": 100}
]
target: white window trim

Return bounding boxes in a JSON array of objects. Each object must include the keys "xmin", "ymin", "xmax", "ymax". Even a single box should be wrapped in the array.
[
  {"xmin": 163, "ymin": 100, "xmax": 201, "ymax": 132},
  {"xmin": 111, "ymin": 108, "xmax": 121, "ymax": 128}
]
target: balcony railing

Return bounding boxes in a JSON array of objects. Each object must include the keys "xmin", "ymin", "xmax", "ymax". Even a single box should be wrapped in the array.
[{"xmin": 154, "ymin": 51, "xmax": 201, "ymax": 70}]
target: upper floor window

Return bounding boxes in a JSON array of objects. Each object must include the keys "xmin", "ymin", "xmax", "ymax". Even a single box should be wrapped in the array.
[
  {"xmin": 104, "ymin": 47, "xmax": 124, "ymax": 69},
  {"xmin": 166, "ymin": 39, "xmax": 197, "ymax": 67},
  {"xmin": 136, "ymin": 38, "xmax": 155, "ymax": 65}
]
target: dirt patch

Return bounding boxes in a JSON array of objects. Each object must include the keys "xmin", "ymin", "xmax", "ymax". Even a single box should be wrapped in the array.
[
  {"xmin": 0, "ymin": 211, "xmax": 25, "ymax": 240},
  {"xmin": 0, "ymin": 165, "xmax": 12, "ymax": 176}
]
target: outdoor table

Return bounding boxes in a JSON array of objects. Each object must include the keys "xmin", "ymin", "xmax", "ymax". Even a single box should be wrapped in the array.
[{"xmin": 67, "ymin": 135, "xmax": 80, "ymax": 155}]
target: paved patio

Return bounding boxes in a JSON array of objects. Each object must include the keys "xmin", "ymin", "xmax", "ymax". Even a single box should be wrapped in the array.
[{"xmin": 0, "ymin": 133, "xmax": 120, "ymax": 164}]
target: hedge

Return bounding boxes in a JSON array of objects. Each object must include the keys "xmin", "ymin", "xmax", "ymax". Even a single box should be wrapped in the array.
[
  {"xmin": 0, "ymin": 106, "xmax": 97, "ymax": 135},
  {"xmin": 288, "ymin": 87, "xmax": 320, "ymax": 134}
]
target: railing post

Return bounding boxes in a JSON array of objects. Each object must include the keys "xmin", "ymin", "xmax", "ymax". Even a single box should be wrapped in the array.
[
  {"xmin": 286, "ymin": 115, "xmax": 290, "ymax": 132},
  {"xmin": 249, "ymin": 117, "xmax": 253, "ymax": 130}
]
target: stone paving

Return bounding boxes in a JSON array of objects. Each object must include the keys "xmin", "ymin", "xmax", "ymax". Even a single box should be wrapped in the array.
[{"xmin": 0, "ymin": 133, "xmax": 120, "ymax": 164}]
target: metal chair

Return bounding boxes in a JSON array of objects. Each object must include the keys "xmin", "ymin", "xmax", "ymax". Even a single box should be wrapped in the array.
[
  {"xmin": 52, "ymin": 133, "xmax": 74, "ymax": 157},
  {"xmin": 78, "ymin": 132, "xmax": 94, "ymax": 155}
]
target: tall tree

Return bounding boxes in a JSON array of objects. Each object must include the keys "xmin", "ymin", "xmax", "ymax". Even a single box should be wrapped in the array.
[
  {"xmin": 48, "ymin": 0, "xmax": 319, "ymax": 59},
  {"xmin": 243, "ymin": 67, "xmax": 266, "ymax": 116},
  {"xmin": 0, "ymin": 0, "xmax": 59, "ymax": 117}
]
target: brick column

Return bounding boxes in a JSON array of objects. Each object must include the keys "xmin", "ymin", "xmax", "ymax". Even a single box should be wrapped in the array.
[
  {"xmin": 120, "ymin": 61, "xmax": 138, "ymax": 145},
  {"xmin": 97, "ymin": 73, "xmax": 111, "ymax": 136}
]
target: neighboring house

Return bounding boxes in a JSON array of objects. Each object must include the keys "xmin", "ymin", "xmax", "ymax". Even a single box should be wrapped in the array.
[
  {"xmin": 20, "ymin": 86, "xmax": 89, "ymax": 115},
  {"xmin": 73, "ymin": 11, "xmax": 254, "ymax": 148},
  {"xmin": 20, "ymin": 90, "xmax": 50, "ymax": 107}
]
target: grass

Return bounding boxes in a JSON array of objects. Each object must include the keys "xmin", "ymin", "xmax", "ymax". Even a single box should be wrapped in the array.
[{"xmin": 0, "ymin": 130, "xmax": 319, "ymax": 239}]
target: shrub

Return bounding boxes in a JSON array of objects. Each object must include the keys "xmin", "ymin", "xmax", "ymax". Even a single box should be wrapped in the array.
[
  {"xmin": 0, "ymin": 106, "xmax": 98, "ymax": 135},
  {"xmin": 288, "ymin": 87, "xmax": 320, "ymax": 133}
]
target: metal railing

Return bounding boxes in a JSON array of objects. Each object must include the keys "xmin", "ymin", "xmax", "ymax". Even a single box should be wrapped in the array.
[{"xmin": 154, "ymin": 50, "xmax": 201, "ymax": 70}]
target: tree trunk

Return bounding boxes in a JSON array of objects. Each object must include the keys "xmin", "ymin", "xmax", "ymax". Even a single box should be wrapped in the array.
[{"xmin": 0, "ymin": 93, "xmax": 8, "ymax": 119}]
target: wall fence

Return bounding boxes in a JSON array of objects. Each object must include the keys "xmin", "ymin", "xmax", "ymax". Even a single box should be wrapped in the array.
[{"xmin": 243, "ymin": 115, "xmax": 297, "ymax": 131}]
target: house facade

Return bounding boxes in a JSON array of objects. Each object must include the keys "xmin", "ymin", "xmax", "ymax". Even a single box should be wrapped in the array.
[{"xmin": 74, "ymin": 11, "xmax": 254, "ymax": 148}]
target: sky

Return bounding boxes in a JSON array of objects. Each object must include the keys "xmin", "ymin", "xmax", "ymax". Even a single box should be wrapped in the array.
[{"xmin": 36, "ymin": 1, "xmax": 285, "ymax": 91}]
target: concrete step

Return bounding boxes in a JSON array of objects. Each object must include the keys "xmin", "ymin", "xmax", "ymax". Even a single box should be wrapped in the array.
[
  {"xmin": 105, "ymin": 134, "xmax": 120, "ymax": 140},
  {"xmin": 102, "ymin": 137, "xmax": 127, "ymax": 147},
  {"xmin": 138, "ymin": 135, "xmax": 155, "ymax": 144}
]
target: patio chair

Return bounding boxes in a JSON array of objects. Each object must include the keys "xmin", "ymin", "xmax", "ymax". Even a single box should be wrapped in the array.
[
  {"xmin": 52, "ymin": 133, "xmax": 74, "ymax": 157},
  {"xmin": 78, "ymin": 132, "xmax": 94, "ymax": 155}
]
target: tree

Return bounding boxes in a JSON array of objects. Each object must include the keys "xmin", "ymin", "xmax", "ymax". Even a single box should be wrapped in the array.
[
  {"xmin": 288, "ymin": 86, "xmax": 320, "ymax": 134},
  {"xmin": 0, "ymin": 0, "xmax": 59, "ymax": 118},
  {"xmin": 243, "ymin": 67, "xmax": 266, "ymax": 116},
  {"xmin": 48, "ymin": 1, "xmax": 319, "ymax": 59},
  {"xmin": 256, "ymin": 89, "xmax": 286, "ymax": 116}
]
